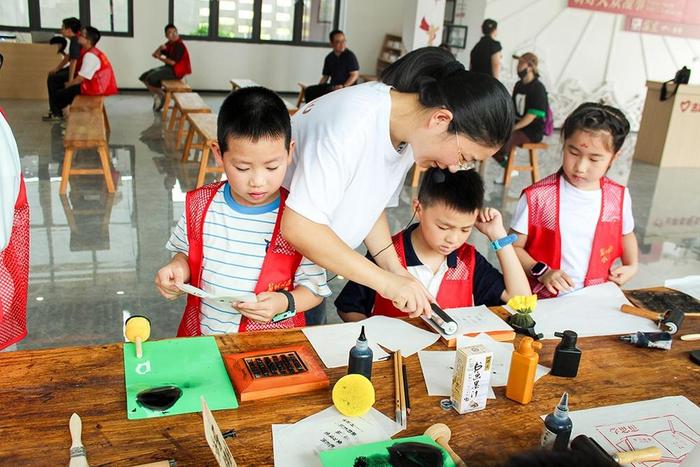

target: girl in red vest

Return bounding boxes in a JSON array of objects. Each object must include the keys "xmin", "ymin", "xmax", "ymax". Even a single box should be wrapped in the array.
[
  {"xmin": 53, "ymin": 26, "xmax": 118, "ymax": 116},
  {"xmin": 139, "ymin": 24, "xmax": 192, "ymax": 111},
  {"xmin": 511, "ymin": 103, "xmax": 638, "ymax": 298},
  {"xmin": 335, "ymin": 168, "xmax": 530, "ymax": 320},
  {"xmin": 155, "ymin": 88, "xmax": 329, "ymax": 337},
  {"xmin": 0, "ymin": 112, "xmax": 29, "ymax": 351}
]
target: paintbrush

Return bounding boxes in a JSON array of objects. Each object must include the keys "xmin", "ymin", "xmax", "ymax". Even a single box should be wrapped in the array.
[{"xmin": 69, "ymin": 413, "xmax": 88, "ymax": 467}]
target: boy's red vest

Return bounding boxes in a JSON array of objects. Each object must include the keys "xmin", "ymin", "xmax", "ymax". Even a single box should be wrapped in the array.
[
  {"xmin": 523, "ymin": 173, "xmax": 624, "ymax": 298},
  {"xmin": 80, "ymin": 47, "xmax": 118, "ymax": 96},
  {"xmin": 0, "ymin": 177, "xmax": 29, "ymax": 350},
  {"xmin": 373, "ymin": 230, "xmax": 475, "ymax": 316},
  {"xmin": 176, "ymin": 182, "xmax": 306, "ymax": 337},
  {"xmin": 165, "ymin": 39, "xmax": 192, "ymax": 79}
]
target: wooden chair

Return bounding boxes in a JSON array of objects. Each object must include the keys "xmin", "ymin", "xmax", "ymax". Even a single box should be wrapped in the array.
[
  {"xmin": 71, "ymin": 95, "xmax": 110, "ymax": 134},
  {"xmin": 502, "ymin": 142, "xmax": 547, "ymax": 188},
  {"xmin": 180, "ymin": 113, "xmax": 223, "ymax": 188},
  {"xmin": 60, "ymin": 110, "xmax": 114, "ymax": 194},
  {"xmin": 161, "ymin": 79, "xmax": 192, "ymax": 123},
  {"xmin": 168, "ymin": 92, "xmax": 211, "ymax": 149}
]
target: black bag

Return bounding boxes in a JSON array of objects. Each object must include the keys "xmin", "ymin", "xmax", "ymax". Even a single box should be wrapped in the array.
[{"xmin": 661, "ymin": 66, "xmax": 691, "ymax": 101}]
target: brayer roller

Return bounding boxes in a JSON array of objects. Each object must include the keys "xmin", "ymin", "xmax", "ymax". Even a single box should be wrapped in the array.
[
  {"xmin": 430, "ymin": 304, "xmax": 458, "ymax": 335},
  {"xmin": 620, "ymin": 304, "xmax": 684, "ymax": 335},
  {"xmin": 570, "ymin": 434, "xmax": 661, "ymax": 465}
]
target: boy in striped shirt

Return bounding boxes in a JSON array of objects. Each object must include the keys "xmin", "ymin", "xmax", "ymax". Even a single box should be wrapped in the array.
[{"xmin": 155, "ymin": 87, "xmax": 330, "ymax": 336}]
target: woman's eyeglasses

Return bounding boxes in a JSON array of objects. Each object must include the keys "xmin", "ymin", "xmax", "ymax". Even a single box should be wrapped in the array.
[{"xmin": 455, "ymin": 132, "xmax": 476, "ymax": 171}]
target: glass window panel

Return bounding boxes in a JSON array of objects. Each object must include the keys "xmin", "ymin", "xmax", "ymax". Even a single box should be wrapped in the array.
[
  {"xmin": 260, "ymin": 0, "xmax": 292, "ymax": 41},
  {"xmin": 173, "ymin": 0, "xmax": 210, "ymax": 36},
  {"xmin": 0, "ymin": 0, "xmax": 30, "ymax": 28},
  {"xmin": 218, "ymin": 0, "xmax": 253, "ymax": 39},
  {"xmin": 301, "ymin": 0, "xmax": 336, "ymax": 43},
  {"xmin": 39, "ymin": 0, "xmax": 80, "ymax": 30},
  {"xmin": 90, "ymin": 0, "xmax": 130, "ymax": 33}
]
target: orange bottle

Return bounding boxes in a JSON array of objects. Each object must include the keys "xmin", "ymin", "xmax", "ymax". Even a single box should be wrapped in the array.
[{"xmin": 506, "ymin": 337, "xmax": 543, "ymax": 404}]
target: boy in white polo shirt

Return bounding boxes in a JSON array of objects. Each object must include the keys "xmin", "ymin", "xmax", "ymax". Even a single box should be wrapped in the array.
[{"xmin": 156, "ymin": 87, "xmax": 330, "ymax": 336}]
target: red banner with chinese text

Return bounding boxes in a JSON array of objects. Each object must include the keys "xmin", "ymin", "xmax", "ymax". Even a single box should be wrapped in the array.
[
  {"xmin": 624, "ymin": 16, "xmax": 700, "ymax": 38},
  {"xmin": 568, "ymin": 0, "xmax": 700, "ymax": 25}
]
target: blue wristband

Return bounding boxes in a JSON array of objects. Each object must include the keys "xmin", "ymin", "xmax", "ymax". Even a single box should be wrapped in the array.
[{"xmin": 490, "ymin": 233, "xmax": 518, "ymax": 251}]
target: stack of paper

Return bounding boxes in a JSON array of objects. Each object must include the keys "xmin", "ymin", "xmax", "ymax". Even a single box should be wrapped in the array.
[
  {"xmin": 505, "ymin": 282, "xmax": 659, "ymax": 339},
  {"xmin": 421, "ymin": 305, "xmax": 515, "ymax": 344},
  {"xmin": 302, "ymin": 316, "xmax": 439, "ymax": 368},
  {"xmin": 272, "ymin": 406, "xmax": 402, "ymax": 467}
]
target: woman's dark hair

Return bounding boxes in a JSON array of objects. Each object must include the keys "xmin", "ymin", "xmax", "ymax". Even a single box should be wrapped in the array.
[
  {"xmin": 83, "ymin": 26, "xmax": 101, "ymax": 46},
  {"xmin": 62, "ymin": 17, "xmax": 81, "ymax": 33},
  {"xmin": 418, "ymin": 168, "xmax": 484, "ymax": 214},
  {"xmin": 49, "ymin": 36, "xmax": 68, "ymax": 54},
  {"xmin": 482, "ymin": 19, "xmax": 498, "ymax": 35},
  {"xmin": 561, "ymin": 103, "xmax": 630, "ymax": 153},
  {"xmin": 217, "ymin": 86, "xmax": 291, "ymax": 152},
  {"xmin": 381, "ymin": 47, "xmax": 514, "ymax": 149}
]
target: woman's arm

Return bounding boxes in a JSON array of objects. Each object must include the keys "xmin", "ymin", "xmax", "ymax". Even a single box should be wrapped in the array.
[
  {"xmin": 281, "ymin": 208, "xmax": 433, "ymax": 317},
  {"xmin": 363, "ymin": 211, "xmax": 404, "ymax": 274}
]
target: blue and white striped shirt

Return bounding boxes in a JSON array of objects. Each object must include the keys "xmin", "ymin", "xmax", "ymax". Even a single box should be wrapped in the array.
[{"xmin": 166, "ymin": 184, "xmax": 330, "ymax": 335}]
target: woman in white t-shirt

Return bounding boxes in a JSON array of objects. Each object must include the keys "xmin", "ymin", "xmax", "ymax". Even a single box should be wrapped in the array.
[{"xmin": 281, "ymin": 47, "xmax": 515, "ymax": 317}]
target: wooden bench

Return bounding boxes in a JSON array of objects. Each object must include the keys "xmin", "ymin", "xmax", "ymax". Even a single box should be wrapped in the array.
[
  {"xmin": 502, "ymin": 142, "xmax": 547, "ymax": 187},
  {"xmin": 161, "ymin": 79, "xmax": 192, "ymax": 123},
  {"xmin": 60, "ymin": 110, "xmax": 114, "ymax": 194},
  {"xmin": 180, "ymin": 113, "xmax": 223, "ymax": 188},
  {"xmin": 71, "ymin": 95, "xmax": 110, "ymax": 134},
  {"xmin": 167, "ymin": 92, "xmax": 211, "ymax": 149}
]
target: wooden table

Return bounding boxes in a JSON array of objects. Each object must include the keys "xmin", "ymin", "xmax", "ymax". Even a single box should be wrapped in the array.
[
  {"xmin": 1, "ymin": 296, "xmax": 698, "ymax": 466},
  {"xmin": 168, "ymin": 93, "xmax": 211, "ymax": 149},
  {"xmin": 179, "ymin": 113, "xmax": 223, "ymax": 188}
]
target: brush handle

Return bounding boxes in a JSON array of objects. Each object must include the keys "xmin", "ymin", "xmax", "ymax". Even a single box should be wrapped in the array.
[
  {"xmin": 69, "ymin": 413, "xmax": 83, "ymax": 449},
  {"xmin": 620, "ymin": 304, "xmax": 662, "ymax": 321},
  {"xmin": 435, "ymin": 436, "xmax": 466, "ymax": 467},
  {"xmin": 681, "ymin": 334, "xmax": 700, "ymax": 341},
  {"xmin": 614, "ymin": 446, "xmax": 661, "ymax": 464},
  {"xmin": 136, "ymin": 337, "xmax": 143, "ymax": 359}
]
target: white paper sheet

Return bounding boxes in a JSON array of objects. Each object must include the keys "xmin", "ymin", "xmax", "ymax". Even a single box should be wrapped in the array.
[
  {"xmin": 505, "ymin": 282, "xmax": 659, "ymax": 339},
  {"xmin": 422, "ymin": 305, "xmax": 513, "ymax": 339},
  {"xmin": 550, "ymin": 396, "xmax": 700, "ymax": 466},
  {"xmin": 272, "ymin": 406, "xmax": 401, "ymax": 467},
  {"xmin": 665, "ymin": 275, "xmax": 700, "ymax": 301},
  {"xmin": 302, "ymin": 316, "xmax": 439, "ymax": 368},
  {"xmin": 417, "ymin": 350, "xmax": 495, "ymax": 399}
]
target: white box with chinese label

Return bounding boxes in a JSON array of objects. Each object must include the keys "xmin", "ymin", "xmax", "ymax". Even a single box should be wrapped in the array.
[{"xmin": 451, "ymin": 344, "xmax": 493, "ymax": 414}]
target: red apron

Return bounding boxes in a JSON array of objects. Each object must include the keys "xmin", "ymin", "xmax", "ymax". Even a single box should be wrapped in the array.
[{"xmin": 80, "ymin": 47, "xmax": 118, "ymax": 96}]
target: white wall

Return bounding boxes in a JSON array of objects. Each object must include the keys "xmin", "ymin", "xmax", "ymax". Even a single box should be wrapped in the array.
[
  {"xmin": 452, "ymin": 0, "xmax": 700, "ymax": 130},
  {"xmin": 402, "ymin": 0, "xmax": 446, "ymax": 51},
  {"xmin": 94, "ymin": 0, "xmax": 402, "ymax": 92}
]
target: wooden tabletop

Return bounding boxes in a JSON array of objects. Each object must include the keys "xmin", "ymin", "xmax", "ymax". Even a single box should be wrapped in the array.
[
  {"xmin": 1, "ymin": 293, "xmax": 698, "ymax": 466},
  {"xmin": 173, "ymin": 93, "xmax": 210, "ymax": 112},
  {"xmin": 187, "ymin": 113, "xmax": 218, "ymax": 142}
]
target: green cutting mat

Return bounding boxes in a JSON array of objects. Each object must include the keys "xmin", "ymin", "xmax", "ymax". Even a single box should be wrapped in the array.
[
  {"xmin": 319, "ymin": 435, "xmax": 457, "ymax": 466},
  {"xmin": 123, "ymin": 336, "xmax": 238, "ymax": 420}
]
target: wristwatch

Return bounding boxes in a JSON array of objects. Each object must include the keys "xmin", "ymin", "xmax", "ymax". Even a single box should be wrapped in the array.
[
  {"xmin": 530, "ymin": 262, "xmax": 549, "ymax": 278},
  {"xmin": 489, "ymin": 233, "xmax": 518, "ymax": 251},
  {"xmin": 272, "ymin": 290, "xmax": 297, "ymax": 323}
]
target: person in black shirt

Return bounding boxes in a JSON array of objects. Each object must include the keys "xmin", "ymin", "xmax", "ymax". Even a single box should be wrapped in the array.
[
  {"xmin": 303, "ymin": 30, "xmax": 359, "ymax": 103},
  {"xmin": 496, "ymin": 52, "xmax": 548, "ymax": 164},
  {"xmin": 44, "ymin": 17, "xmax": 82, "ymax": 121},
  {"xmin": 469, "ymin": 19, "xmax": 502, "ymax": 78}
]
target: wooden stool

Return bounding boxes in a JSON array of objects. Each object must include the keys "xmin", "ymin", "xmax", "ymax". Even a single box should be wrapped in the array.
[
  {"xmin": 502, "ymin": 142, "xmax": 547, "ymax": 187},
  {"xmin": 161, "ymin": 79, "xmax": 192, "ymax": 123},
  {"xmin": 230, "ymin": 78, "xmax": 260, "ymax": 91},
  {"xmin": 60, "ymin": 110, "xmax": 114, "ymax": 194},
  {"xmin": 168, "ymin": 92, "xmax": 211, "ymax": 149},
  {"xmin": 71, "ymin": 95, "xmax": 110, "ymax": 133},
  {"xmin": 296, "ymin": 82, "xmax": 307, "ymax": 108},
  {"xmin": 180, "ymin": 113, "xmax": 223, "ymax": 188}
]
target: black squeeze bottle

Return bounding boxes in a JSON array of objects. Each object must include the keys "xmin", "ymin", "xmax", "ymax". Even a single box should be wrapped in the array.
[
  {"xmin": 348, "ymin": 325, "xmax": 373, "ymax": 380},
  {"xmin": 551, "ymin": 330, "xmax": 581, "ymax": 377},
  {"xmin": 541, "ymin": 392, "xmax": 573, "ymax": 451}
]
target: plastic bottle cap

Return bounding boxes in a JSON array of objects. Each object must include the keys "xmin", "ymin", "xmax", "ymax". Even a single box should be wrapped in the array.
[
  {"xmin": 554, "ymin": 330, "xmax": 578, "ymax": 348},
  {"xmin": 517, "ymin": 337, "xmax": 543, "ymax": 355}
]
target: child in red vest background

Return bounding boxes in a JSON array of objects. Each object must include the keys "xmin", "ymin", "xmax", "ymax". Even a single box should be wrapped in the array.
[
  {"xmin": 335, "ymin": 168, "xmax": 530, "ymax": 321},
  {"xmin": 511, "ymin": 103, "xmax": 638, "ymax": 298},
  {"xmin": 155, "ymin": 87, "xmax": 329, "ymax": 337},
  {"xmin": 53, "ymin": 26, "xmax": 118, "ymax": 117}
]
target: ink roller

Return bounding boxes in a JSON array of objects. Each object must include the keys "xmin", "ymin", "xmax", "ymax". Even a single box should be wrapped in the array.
[
  {"xmin": 570, "ymin": 434, "xmax": 661, "ymax": 465},
  {"xmin": 620, "ymin": 304, "xmax": 684, "ymax": 335},
  {"xmin": 430, "ymin": 303, "xmax": 458, "ymax": 335}
]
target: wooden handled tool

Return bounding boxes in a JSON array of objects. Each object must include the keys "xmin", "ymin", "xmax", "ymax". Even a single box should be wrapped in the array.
[
  {"xmin": 424, "ymin": 423, "xmax": 467, "ymax": 467},
  {"xmin": 68, "ymin": 413, "xmax": 89, "ymax": 467},
  {"xmin": 613, "ymin": 446, "xmax": 661, "ymax": 464},
  {"xmin": 620, "ymin": 305, "xmax": 684, "ymax": 334},
  {"xmin": 680, "ymin": 334, "xmax": 700, "ymax": 341}
]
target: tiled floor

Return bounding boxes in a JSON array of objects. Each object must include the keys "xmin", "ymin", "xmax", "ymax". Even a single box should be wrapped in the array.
[{"xmin": 3, "ymin": 93, "xmax": 699, "ymax": 350}]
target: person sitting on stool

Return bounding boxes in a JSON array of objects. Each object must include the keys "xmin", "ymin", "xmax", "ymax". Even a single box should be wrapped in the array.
[{"xmin": 303, "ymin": 30, "xmax": 359, "ymax": 103}]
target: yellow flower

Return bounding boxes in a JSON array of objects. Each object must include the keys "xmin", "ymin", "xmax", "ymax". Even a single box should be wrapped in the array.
[{"xmin": 507, "ymin": 295, "xmax": 537, "ymax": 313}]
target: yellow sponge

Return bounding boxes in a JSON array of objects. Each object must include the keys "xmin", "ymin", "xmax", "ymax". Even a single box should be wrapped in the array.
[
  {"xmin": 125, "ymin": 315, "xmax": 151, "ymax": 343},
  {"xmin": 332, "ymin": 374, "xmax": 375, "ymax": 417}
]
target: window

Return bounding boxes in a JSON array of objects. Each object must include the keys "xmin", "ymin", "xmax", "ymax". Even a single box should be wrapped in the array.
[
  {"xmin": 0, "ymin": 0, "xmax": 133, "ymax": 37},
  {"xmin": 170, "ymin": 0, "xmax": 341, "ymax": 46}
]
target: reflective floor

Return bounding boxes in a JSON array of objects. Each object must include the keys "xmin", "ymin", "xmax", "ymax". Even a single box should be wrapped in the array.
[{"xmin": 3, "ymin": 93, "xmax": 699, "ymax": 350}]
